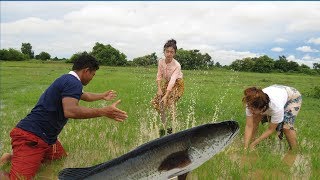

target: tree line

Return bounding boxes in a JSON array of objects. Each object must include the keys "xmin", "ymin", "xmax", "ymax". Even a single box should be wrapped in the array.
[
  {"xmin": 0, "ymin": 43, "xmax": 57, "ymax": 61},
  {"xmin": 1, "ymin": 42, "xmax": 319, "ymax": 75},
  {"xmin": 229, "ymin": 55, "xmax": 320, "ymax": 75}
]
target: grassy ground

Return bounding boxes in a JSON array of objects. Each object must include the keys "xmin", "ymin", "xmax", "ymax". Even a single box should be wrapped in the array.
[{"xmin": 1, "ymin": 61, "xmax": 319, "ymax": 179}]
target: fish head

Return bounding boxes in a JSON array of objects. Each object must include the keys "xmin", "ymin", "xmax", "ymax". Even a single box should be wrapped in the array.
[
  {"xmin": 158, "ymin": 120, "xmax": 239, "ymax": 178},
  {"xmin": 187, "ymin": 120, "xmax": 240, "ymax": 162}
]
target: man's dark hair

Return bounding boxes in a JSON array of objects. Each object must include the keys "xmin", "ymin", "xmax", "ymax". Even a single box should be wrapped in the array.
[{"xmin": 72, "ymin": 52, "xmax": 99, "ymax": 71}]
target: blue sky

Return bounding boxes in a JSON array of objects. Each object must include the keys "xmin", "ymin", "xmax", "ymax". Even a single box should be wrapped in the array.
[{"xmin": 1, "ymin": 1, "xmax": 319, "ymax": 67}]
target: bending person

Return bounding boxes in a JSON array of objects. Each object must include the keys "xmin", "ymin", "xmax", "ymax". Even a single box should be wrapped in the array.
[{"xmin": 243, "ymin": 85, "xmax": 302, "ymax": 151}]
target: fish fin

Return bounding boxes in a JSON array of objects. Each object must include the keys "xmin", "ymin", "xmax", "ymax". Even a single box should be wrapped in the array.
[
  {"xmin": 177, "ymin": 172, "xmax": 189, "ymax": 180},
  {"xmin": 158, "ymin": 149, "xmax": 191, "ymax": 171}
]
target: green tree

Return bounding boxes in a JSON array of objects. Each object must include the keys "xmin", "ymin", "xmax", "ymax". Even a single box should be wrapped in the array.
[
  {"xmin": 91, "ymin": 42, "xmax": 127, "ymax": 66},
  {"xmin": 21, "ymin": 43, "xmax": 34, "ymax": 59},
  {"xmin": 274, "ymin": 55, "xmax": 290, "ymax": 72},
  {"xmin": 215, "ymin": 62, "xmax": 222, "ymax": 68},
  {"xmin": 287, "ymin": 61, "xmax": 300, "ymax": 72},
  {"xmin": 175, "ymin": 49, "xmax": 212, "ymax": 70},
  {"xmin": 313, "ymin": 63, "xmax": 320, "ymax": 74},
  {"xmin": 52, "ymin": 56, "xmax": 59, "ymax": 61},
  {"xmin": 0, "ymin": 48, "xmax": 28, "ymax": 61},
  {"xmin": 132, "ymin": 52, "xmax": 157, "ymax": 66},
  {"xmin": 230, "ymin": 57, "xmax": 256, "ymax": 72},
  {"xmin": 67, "ymin": 52, "xmax": 83, "ymax": 63},
  {"xmin": 242, "ymin": 57, "xmax": 255, "ymax": 71},
  {"xmin": 298, "ymin": 64, "xmax": 313, "ymax": 74},
  {"xmin": 67, "ymin": 51, "xmax": 89, "ymax": 63},
  {"xmin": 35, "ymin": 51, "xmax": 51, "ymax": 60},
  {"xmin": 313, "ymin": 63, "xmax": 320, "ymax": 70},
  {"xmin": 230, "ymin": 59, "xmax": 243, "ymax": 71},
  {"xmin": 251, "ymin": 55, "xmax": 274, "ymax": 73},
  {"xmin": 230, "ymin": 56, "xmax": 272, "ymax": 72}
]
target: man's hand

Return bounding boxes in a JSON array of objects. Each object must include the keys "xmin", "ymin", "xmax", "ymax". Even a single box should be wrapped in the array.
[
  {"xmin": 102, "ymin": 90, "xmax": 117, "ymax": 101},
  {"xmin": 102, "ymin": 100, "xmax": 128, "ymax": 122}
]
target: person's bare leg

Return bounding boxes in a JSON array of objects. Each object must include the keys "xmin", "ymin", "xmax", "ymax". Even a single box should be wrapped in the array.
[
  {"xmin": 0, "ymin": 153, "xmax": 11, "ymax": 180},
  {"xmin": 283, "ymin": 128, "xmax": 298, "ymax": 150},
  {"xmin": 0, "ymin": 153, "xmax": 11, "ymax": 166},
  {"xmin": 159, "ymin": 99, "xmax": 167, "ymax": 129},
  {"xmin": 171, "ymin": 103, "xmax": 176, "ymax": 123},
  {"xmin": 282, "ymin": 150, "xmax": 297, "ymax": 166},
  {"xmin": 170, "ymin": 103, "xmax": 177, "ymax": 134}
]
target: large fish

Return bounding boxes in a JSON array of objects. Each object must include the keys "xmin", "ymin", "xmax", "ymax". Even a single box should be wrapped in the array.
[{"xmin": 59, "ymin": 120, "xmax": 239, "ymax": 180}]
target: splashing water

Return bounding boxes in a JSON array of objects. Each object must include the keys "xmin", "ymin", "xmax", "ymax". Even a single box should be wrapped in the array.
[
  {"xmin": 212, "ymin": 70, "xmax": 239, "ymax": 122},
  {"xmin": 136, "ymin": 68, "xmax": 241, "ymax": 147}
]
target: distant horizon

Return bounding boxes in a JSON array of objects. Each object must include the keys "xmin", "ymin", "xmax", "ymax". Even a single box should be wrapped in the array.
[{"xmin": 1, "ymin": 1, "xmax": 319, "ymax": 67}]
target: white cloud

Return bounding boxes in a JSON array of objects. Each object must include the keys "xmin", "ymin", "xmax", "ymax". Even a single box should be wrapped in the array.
[
  {"xmin": 1, "ymin": 2, "xmax": 320, "ymax": 62},
  {"xmin": 3, "ymin": 17, "xmax": 63, "ymax": 35},
  {"xmin": 211, "ymin": 50, "xmax": 259, "ymax": 65},
  {"xmin": 302, "ymin": 55, "xmax": 313, "ymax": 61},
  {"xmin": 271, "ymin": 47, "xmax": 284, "ymax": 52},
  {"xmin": 307, "ymin": 37, "xmax": 320, "ymax": 45},
  {"xmin": 296, "ymin": 46, "xmax": 319, "ymax": 52},
  {"xmin": 287, "ymin": 54, "xmax": 320, "ymax": 68},
  {"xmin": 274, "ymin": 38, "xmax": 288, "ymax": 43},
  {"xmin": 287, "ymin": 55, "xmax": 296, "ymax": 61}
]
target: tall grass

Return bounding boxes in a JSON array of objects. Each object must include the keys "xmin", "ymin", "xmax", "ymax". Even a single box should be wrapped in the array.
[{"xmin": 1, "ymin": 61, "xmax": 319, "ymax": 179}]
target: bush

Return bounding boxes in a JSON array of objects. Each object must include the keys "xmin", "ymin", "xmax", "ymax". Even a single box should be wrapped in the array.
[
  {"xmin": 35, "ymin": 51, "xmax": 51, "ymax": 60},
  {"xmin": 0, "ymin": 48, "xmax": 28, "ymax": 61}
]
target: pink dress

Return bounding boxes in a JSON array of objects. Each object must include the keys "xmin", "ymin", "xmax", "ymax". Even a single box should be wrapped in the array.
[{"xmin": 156, "ymin": 58, "xmax": 183, "ymax": 91}]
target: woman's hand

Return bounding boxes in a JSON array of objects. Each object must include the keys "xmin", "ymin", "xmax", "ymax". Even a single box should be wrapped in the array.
[
  {"xmin": 249, "ymin": 143, "xmax": 256, "ymax": 151},
  {"xmin": 161, "ymin": 94, "xmax": 168, "ymax": 107},
  {"xmin": 157, "ymin": 89, "xmax": 163, "ymax": 96}
]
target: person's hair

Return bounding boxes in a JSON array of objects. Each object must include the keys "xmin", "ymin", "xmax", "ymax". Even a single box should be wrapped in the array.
[
  {"xmin": 163, "ymin": 39, "xmax": 177, "ymax": 52},
  {"xmin": 72, "ymin": 52, "xmax": 99, "ymax": 71},
  {"xmin": 242, "ymin": 87, "xmax": 270, "ymax": 112}
]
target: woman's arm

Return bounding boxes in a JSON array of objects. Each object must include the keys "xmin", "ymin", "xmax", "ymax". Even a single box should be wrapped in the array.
[
  {"xmin": 249, "ymin": 122, "xmax": 278, "ymax": 149},
  {"xmin": 156, "ymin": 60, "xmax": 163, "ymax": 95},
  {"xmin": 244, "ymin": 115, "xmax": 254, "ymax": 149}
]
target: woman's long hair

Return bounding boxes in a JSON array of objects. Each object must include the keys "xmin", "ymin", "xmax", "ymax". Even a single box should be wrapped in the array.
[{"xmin": 242, "ymin": 87, "xmax": 270, "ymax": 112}]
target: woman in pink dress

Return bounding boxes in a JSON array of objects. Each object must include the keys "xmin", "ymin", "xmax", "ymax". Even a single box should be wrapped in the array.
[{"xmin": 151, "ymin": 39, "xmax": 184, "ymax": 136}]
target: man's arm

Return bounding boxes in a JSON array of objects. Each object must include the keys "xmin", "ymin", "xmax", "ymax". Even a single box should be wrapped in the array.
[
  {"xmin": 81, "ymin": 90, "xmax": 116, "ymax": 102},
  {"xmin": 62, "ymin": 97, "xmax": 127, "ymax": 122}
]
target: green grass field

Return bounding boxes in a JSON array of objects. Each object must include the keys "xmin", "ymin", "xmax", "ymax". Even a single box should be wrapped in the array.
[{"xmin": 1, "ymin": 61, "xmax": 320, "ymax": 179}]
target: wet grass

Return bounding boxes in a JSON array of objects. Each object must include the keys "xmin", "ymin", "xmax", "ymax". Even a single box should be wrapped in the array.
[{"xmin": 1, "ymin": 61, "xmax": 320, "ymax": 179}]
